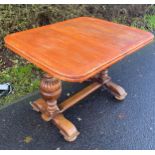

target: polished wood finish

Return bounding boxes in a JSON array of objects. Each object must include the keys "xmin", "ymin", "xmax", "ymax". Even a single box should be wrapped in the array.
[
  {"xmin": 90, "ymin": 70, "xmax": 127, "ymax": 100},
  {"xmin": 33, "ymin": 82, "xmax": 103, "ymax": 113},
  {"xmin": 99, "ymin": 70, "xmax": 127, "ymax": 100},
  {"xmin": 59, "ymin": 82, "xmax": 102, "ymax": 112},
  {"xmin": 5, "ymin": 17, "xmax": 154, "ymax": 142},
  {"xmin": 39, "ymin": 74, "xmax": 61, "ymax": 121},
  {"xmin": 32, "ymin": 70, "xmax": 127, "ymax": 141},
  {"xmin": 31, "ymin": 74, "xmax": 79, "ymax": 142},
  {"xmin": 105, "ymin": 81, "xmax": 127, "ymax": 100},
  {"xmin": 4, "ymin": 17, "xmax": 154, "ymax": 82},
  {"xmin": 52, "ymin": 114, "xmax": 80, "ymax": 142}
]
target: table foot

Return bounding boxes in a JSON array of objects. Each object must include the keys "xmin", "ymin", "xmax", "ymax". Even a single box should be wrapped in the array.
[
  {"xmin": 105, "ymin": 81, "xmax": 127, "ymax": 101},
  {"xmin": 93, "ymin": 70, "xmax": 127, "ymax": 101},
  {"xmin": 31, "ymin": 74, "xmax": 79, "ymax": 142},
  {"xmin": 53, "ymin": 114, "xmax": 80, "ymax": 142},
  {"xmin": 30, "ymin": 98, "xmax": 46, "ymax": 112},
  {"xmin": 31, "ymin": 99, "xmax": 79, "ymax": 141}
]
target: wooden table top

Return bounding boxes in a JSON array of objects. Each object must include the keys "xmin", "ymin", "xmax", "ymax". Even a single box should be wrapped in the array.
[{"xmin": 5, "ymin": 17, "xmax": 154, "ymax": 82}]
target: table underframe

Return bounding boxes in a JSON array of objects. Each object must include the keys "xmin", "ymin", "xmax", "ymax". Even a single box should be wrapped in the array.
[{"xmin": 31, "ymin": 69, "xmax": 127, "ymax": 142}]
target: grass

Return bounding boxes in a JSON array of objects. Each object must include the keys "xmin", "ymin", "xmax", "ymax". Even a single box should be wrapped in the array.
[
  {"xmin": 130, "ymin": 14, "xmax": 155, "ymax": 31},
  {"xmin": 145, "ymin": 15, "xmax": 155, "ymax": 31},
  {"xmin": 131, "ymin": 5, "xmax": 155, "ymax": 31},
  {"xmin": 0, "ymin": 64, "xmax": 42, "ymax": 107}
]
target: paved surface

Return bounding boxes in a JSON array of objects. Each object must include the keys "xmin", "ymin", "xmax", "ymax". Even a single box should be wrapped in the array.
[{"xmin": 0, "ymin": 41, "xmax": 155, "ymax": 150}]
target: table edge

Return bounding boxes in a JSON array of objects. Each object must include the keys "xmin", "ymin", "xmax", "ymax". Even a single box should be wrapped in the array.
[{"xmin": 4, "ymin": 17, "xmax": 154, "ymax": 82}]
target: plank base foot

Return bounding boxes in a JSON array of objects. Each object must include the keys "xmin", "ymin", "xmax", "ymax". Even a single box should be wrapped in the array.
[
  {"xmin": 31, "ymin": 100, "xmax": 80, "ymax": 142},
  {"xmin": 92, "ymin": 70, "xmax": 127, "ymax": 101},
  {"xmin": 105, "ymin": 81, "xmax": 127, "ymax": 101},
  {"xmin": 31, "ymin": 74, "xmax": 80, "ymax": 142},
  {"xmin": 53, "ymin": 114, "xmax": 80, "ymax": 142}
]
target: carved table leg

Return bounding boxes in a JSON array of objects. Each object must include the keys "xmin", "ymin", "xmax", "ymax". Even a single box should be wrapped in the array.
[
  {"xmin": 31, "ymin": 74, "xmax": 79, "ymax": 142},
  {"xmin": 105, "ymin": 81, "xmax": 127, "ymax": 100},
  {"xmin": 97, "ymin": 70, "xmax": 127, "ymax": 101},
  {"xmin": 52, "ymin": 114, "xmax": 80, "ymax": 142}
]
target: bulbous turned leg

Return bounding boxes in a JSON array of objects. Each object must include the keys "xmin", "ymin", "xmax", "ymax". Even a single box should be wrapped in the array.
[
  {"xmin": 39, "ymin": 74, "xmax": 61, "ymax": 121},
  {"xmin": 31, "ymin": 74, "xmax": 79, "ymax": 142},
  {"xmin": 99, "ymin": 70, "xmax": 127, "ymax": 101}
]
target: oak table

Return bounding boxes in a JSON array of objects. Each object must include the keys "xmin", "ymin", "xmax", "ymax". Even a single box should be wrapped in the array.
[{"xmin": 4, "ymin": 17, "xmax": 154, "ymax": 142}]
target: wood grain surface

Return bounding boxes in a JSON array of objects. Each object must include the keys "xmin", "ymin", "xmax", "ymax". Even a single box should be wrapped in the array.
[{"xmin": 4, "ymin": 17, "xmax": 154, "ymax": 82}]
